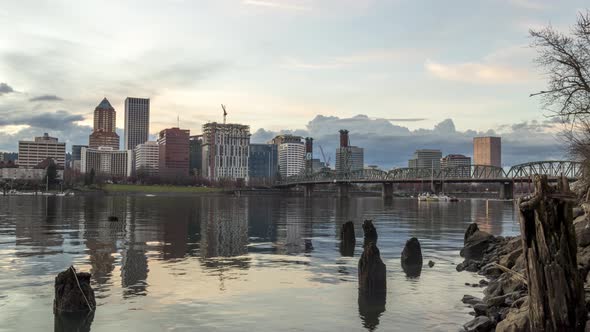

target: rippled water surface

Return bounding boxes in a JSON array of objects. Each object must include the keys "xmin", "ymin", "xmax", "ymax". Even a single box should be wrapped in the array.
[{"xmin": 0, "ymin": 195, "xmax": 520, "ymax": 331}]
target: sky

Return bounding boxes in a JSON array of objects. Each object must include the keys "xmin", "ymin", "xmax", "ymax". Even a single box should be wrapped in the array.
[{"xmin": 0, "ymin": 0, "xmax": 587, "ymax": 168}]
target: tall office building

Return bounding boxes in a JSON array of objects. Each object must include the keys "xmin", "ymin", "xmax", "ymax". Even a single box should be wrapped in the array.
[
  {"xmin": 335, "ymin": 147, "xmax": 364, "ymax": 173},
  {"xmin": 18, "ymin": 133, "xmax": 66, "ymax": 168},
  {"xmin": 189, "ymin": 135, "xmax": 203, "ymax": 176},
  {"xmin": 278, "ymin": 143, "xmax": 305, "ymax": 178},
  {"xmin": 202, "ymin": 122, "xmax": 250, "ymax": 181},
  {"xmin": 158, "ymin": 128, "xmax": 190, "ymax": 178},
  {"xmin": 335, "ymin": 130, "xmax": 364, "ymax": 174},
  {"xmin": 473, "ymin": 137, "xmax": 501, "ymax": 167},
  {"xmin": 124, "ymin": 97, "xmax": 150, "ymax": 151},
  {"xmin": 80, "ymin": 146, "xmax": 133, "ymax": 178},
  {"xmin": 268, "ymin": 134, "xmax": 303, "ymax": 146},
  {"xmin": 89, "ymin": 98, "xmax": 120, "ymax": 149},
  {"xmin": 134, "ymin": 141, "xmax": 159, "ymax": 176},
  {"xmin": 441, "ymin": 154, "xmax": 471, "ymax": 177},
  {"xmin": 249, "ymin": 144, "xmax": 278, "ymax": 183},
  {"xmin": 71, "ymin": 144, "xmax": 88, "ymax": 171},
  {"xmin": 408, "ymin": 149, "xmax": 442, "ymax": 169}
]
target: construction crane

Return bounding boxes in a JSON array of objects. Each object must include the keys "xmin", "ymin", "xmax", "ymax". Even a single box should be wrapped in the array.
[
  {"xmin": 221, "ymin": 104, "xmax": 228, "ymax": 124},
  {"xmin": 319, "ymin": 145, "xmax": 331, "ymax": 168}
]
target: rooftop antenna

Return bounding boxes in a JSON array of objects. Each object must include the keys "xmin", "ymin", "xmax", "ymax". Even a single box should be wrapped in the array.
[
  {"xmin": 177, "ymin": 115, "xmax": 180, "ymax": 128},
  {"xmin": 221, "ymin": 104, "xmax": 227, "ymax": 124}
]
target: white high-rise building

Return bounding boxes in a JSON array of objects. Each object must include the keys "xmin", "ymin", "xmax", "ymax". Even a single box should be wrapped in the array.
[
  {"xmin": 80, "ymin": 146, "xmax": 133, "ymax": 178},
  {"xmin": 134, "ymin": 141, "xmax": 159, "ymax": 176},
  {"xmin": 18, "ymin": 133, "xmax": 66, "ymax": 168},
  {"xmin": 202, "ymin": 122, "xmax": 250, "ymax": 181},
  {"xmin": 124, "ymin": 97, "xmax": 150, "ymax": 151},
  {"xmin": 278, "ymin": 143, "xmax": 305, "ymax": 178}
]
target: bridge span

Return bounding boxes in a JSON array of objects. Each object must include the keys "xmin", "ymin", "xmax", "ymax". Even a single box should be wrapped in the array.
[{"xmin": 275, "ymin": 161, "xmax": 583, "ymax": 199}]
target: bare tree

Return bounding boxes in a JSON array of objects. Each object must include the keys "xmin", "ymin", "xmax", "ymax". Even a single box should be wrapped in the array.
[{"xmin": 530, "ymin": 10, "xmax": 590, "ymax": 123}]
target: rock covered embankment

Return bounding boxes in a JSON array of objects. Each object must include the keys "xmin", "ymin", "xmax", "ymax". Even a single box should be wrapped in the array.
[{"xmin": 457, "ymin": 206, "xmax": 590, "ymax": 332}]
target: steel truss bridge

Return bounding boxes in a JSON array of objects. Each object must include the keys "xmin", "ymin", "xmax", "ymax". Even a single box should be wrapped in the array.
[{"xmin": 276, "ymin": 161, "xmax": 583, "ymax": 197}]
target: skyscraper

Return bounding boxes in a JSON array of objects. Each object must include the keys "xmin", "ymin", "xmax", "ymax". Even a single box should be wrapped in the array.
[
  {"xmin": 249, "ymin": 144, "xmax": 278, "ymax": 184},
  {"xmin": 202, "ymin": 122, "xmax": 250, "ymax": 181},
  {"xmin": 335, "ymin": 129, "xmax": 364, "ymax": 174},
  {"xmin": 80, "ymin": 146, "xmax": 133, "ymax": 178},
  {"xmin": 189, "ymin": 135, "xmax": 203, "ymax": 176},
  {"xmin": 89, "ymin": 98, "xmax": 120, "ymax": 149},
  {"xmin": 124, "ymin": 97, "xmax": 150, "ymax": 151},
  {"xmin": 135, "ymin": 141, "xmax": 159, "ymax": 177},
  {"xmin": 408, "ymin": 149, "xmax": 442, "ymax": 169},
  {"xmin": 278, "ymin": 143, "xmax": 305, "ymax": 178},
  {"xmin": 158, "ymin": 128, "xmax": 190, "ymax": 178},
  {"xmin": 473, "ymin": 137, "xmax": 501, "ymax": 167}
]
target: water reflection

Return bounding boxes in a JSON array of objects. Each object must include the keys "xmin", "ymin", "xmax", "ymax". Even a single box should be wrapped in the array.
[
  {"xmin": 0, "ymin": 195, "xmax": 520, "ymax": 332},
  {"xmin": 54, "ymin": 312, "xmax": 95, "ymax": 332},
  {"xmin": 358, "ymin": 291, "xmax": 386, "ymax": 331}
]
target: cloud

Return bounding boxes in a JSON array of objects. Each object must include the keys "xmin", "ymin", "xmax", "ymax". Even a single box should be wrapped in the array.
[
  {"xmin": 29, "ymin": 95, "xmax": 63, "ymax": 102},
  {"xmin": 280, "ymin": 48, "xmax": 425, "ymax": 70},
  {"xmin": 0, "ymin": 110, "xmax": 84, "ymax": 131},
  {"xmin": 0, "ymin": 83, "xmax": 15, "ymax": 95},
  {"xmin": 252, "ymin": 114, "xmax": 565, "ymax": 168},
  {"xmin": 424, "ymin": 60, "xmax": 532, "ymax": 84},
  {"xmin": 242, "ymin": 0, "xmax": 311, "ymax": 11},
  {"xmin": 507, "ymin": 0, "xmax": 550, "ymax": 10},
  {"xmin": 385, "ymin": 118, "xmax": 427, "ymax": 122}
]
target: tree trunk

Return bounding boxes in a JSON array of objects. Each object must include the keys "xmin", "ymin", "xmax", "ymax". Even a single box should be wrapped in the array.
[{"xmin": 518, "ymin": 175, "xmax": 587, "ymax": 331}]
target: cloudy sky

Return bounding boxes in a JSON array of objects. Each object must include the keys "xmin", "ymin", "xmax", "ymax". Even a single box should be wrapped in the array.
[{"xmin": 0, "ymin": 0, "xmax": 586, "ymax": 168}]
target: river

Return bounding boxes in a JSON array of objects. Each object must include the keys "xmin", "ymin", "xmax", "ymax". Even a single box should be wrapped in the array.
[{"xmin": 0, "ymin": 194, "xmax": 520, "ymax": 331}]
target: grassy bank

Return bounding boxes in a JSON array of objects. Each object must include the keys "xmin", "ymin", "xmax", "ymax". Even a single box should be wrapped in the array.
[{"xmin": 103, "ymin": 184, "xmax": 222, "ymax": 194}]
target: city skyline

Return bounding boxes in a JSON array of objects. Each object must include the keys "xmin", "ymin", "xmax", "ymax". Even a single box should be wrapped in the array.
[{"xmin": 0, "ymin": 0, "xmax": 585, "ymax": 167}]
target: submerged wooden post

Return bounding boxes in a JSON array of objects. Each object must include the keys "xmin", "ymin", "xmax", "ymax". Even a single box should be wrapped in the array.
[
  {"xmin": 518, "ymin": 175, "xmax": 586, "ymax": 331},
  {"xmin": 340, "ymin": 221, "xmax": 356, "ymax": 257}
]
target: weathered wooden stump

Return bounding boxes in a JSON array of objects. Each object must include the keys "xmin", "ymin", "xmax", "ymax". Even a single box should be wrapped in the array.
[
  {"xmin": 340, "ymin": 221, "xmax": 356, "ymax": 257},
  {"xmin": 53, "ymin": 266, "xmax": 96, "ymax": 314},
  {"xmin": 401, "ymin": 237, "xmax": 423, "ymax": 277},
  {"xmin": 362, "ymin": 220, "xmax": 378, "ymax": 246},
  {"xmin": 518, "ymin": 175, "xmax": 587, "ymax": 331},
  {"xmin": 358, "ymin": 242, "xmax": 386, "ymax": 293}
]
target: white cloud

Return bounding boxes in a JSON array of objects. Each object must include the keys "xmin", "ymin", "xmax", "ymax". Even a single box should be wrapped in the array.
[
  {"xmin": 280, "ymin": 48, "xmax": 425, "ymax": 70},
  {"xmin": 242, "ymin": 0, "xmax": 311, "ymax": 11},
  {"xmin": 424, "ymin": 60, "xmax": 532, "ymax": 84},
  {"xmin": 507, "ymin": 0, "xmax": 550, "ymax": 10}
]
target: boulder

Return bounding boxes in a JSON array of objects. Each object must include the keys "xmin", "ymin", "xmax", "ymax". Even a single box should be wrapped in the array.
[
  {"xmin": 428, "ymin": 260, "xmax": 435, "ymax": 268},
  {"xmin": 108, "ymin": 215, "xmax": 118, "ymax": 222},
  {"xmin": 576, "ymin": 217, "xmax": 590, "ymax": 247},
  {"xmin": 495, "ymin": 305, "xmax": 530, "ymax": 332},
  {"xmin": 464, "ymin": 223, "xmax": 480, "ymax": 244},
  {"xmin": 53, "ymin": 266, "xmax": 96, "ymax": 314},
  {"xmin": 461, "ymin": 230, "xmax": 495, "ymax": 260},
  {"xmin": 358, "ymin": 242, "xmax": 386, "ymax": 293},
  {"xmin": 498, "ymin": 249, "xmax": 522, "ymax": 270},
  {"xmin": 462, "ymin": 294, "xmax": 483, "ymax": 306},
  {"xmin": 362, "ymin": 220, "xmax": 378, "ymax": 246},
  {"xmin": 456, "ymin": 260, "xmax": 481, "ymax": 272},
  {"xmin": 401, "ymin": 237, "xmax": 423, "ymax": 277},
  {"xmin": 340, "ymin": 221, "xmax": 356, "ymax": 257},
  {"xmin": 473, "ymin": 303, "xmax": 488, "ymax": 316},
  {"xmin": 463, "ymin": 316, "xmax": 493, "ymax": 332}
]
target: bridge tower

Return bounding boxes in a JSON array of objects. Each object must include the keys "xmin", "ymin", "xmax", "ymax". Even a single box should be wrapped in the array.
[
  {"xmin": 499, "ymin": 181, "xmax": 514, "ymax": 200},
  {"xmin": 305, "ymin": 137, "xmax": 313, "ymax": 175},
  {"xmin": 382, "ymin": 182, "xmax": 393, "ymax": 198}
]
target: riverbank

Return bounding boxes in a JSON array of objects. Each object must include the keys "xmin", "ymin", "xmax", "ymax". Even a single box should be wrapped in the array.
[
  {"xmin": 457, "ymin": 204, "xmax": 590, "ymax": 331},
  {"xmin": 102, "ymin": 184, "xmax": 223, "ymax": 194}
]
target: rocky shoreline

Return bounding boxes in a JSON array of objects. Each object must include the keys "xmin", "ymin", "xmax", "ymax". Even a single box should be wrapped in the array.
[{"xmin": 457, "ymin": 203, "xmax": 590, "ymax": 332}]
